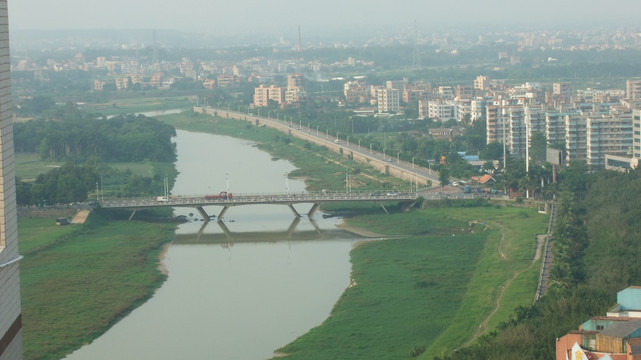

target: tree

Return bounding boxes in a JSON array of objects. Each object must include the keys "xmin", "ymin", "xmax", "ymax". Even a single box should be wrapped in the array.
[
  {"xmin": 530, "ymin": 131, "xmax": 547, "ymax": 164},
  {"xmin": 439, "ymin": 167, "xmax": 450, "ymax": 186},
  {"xmin": 481, "ymin": 142, "xmax": 505, "ymax": 160}
]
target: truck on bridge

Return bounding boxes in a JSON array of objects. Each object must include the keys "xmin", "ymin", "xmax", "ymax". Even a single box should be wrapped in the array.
[{"xmin": 205, "ymin": 191, "xmax": 233, "ymax": 200}]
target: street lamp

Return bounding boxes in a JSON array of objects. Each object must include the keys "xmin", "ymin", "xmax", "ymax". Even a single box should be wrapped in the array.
[
  {"xmin": 347, "ymin": 136, "xmax": 350, "ymax": 146},
  {"xmin": 336, "ymin": 132, "xmax": 340, "ymax": 142},
  {"xmin": 412, "ymin": 157, "xmax": 415, "ymax": 169},
  {"xmin": 284, "ymin": 172, "xmax": 289, "ymax": 192},
  {"xmin": 317, "ymin": 126, "xmax": 319, "ymax": 136},
  {"xmin": 397, "ymin": 152, "xmax": 401, "ymax": 164},
  {"xmin": 359, "ymin": 139, "xmax": 361, "ymax": 149},
  {"xmin": 383, "ymin": 148, "xmax": 386, "ymax": 160},
  {"xmin": 326, "ymin": 129, "xmax": 329, "ymax": 138}
]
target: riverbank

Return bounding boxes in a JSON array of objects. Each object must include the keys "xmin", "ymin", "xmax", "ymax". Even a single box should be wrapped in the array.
[
  {"xmin": 274, "ymin": 205, "xmax": 547, "ymax": 359},
  {"xmin": 335, "ymin": 220, "xmax": 384, "ymax": 238},
  {"xmin": 19, "ymin": 210, "xmax": 176, "ymax": 360}
]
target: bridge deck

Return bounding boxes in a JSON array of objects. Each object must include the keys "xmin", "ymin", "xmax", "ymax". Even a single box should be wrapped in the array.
[{"xmin": 99, "ymin": 191, "xmax": 418, "ymax": 209}]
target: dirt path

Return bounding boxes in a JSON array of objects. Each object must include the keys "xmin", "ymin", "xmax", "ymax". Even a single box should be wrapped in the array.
[
  {"xmin": 70, "ymin": 210, "xmax": 91, "ymax": 224},
  {"xmin": 464, "ymin": 224, "xmax": 541, "ymax": 346}
]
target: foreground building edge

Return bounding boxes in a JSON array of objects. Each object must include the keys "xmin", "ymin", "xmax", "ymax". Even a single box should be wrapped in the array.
[{"xmin": 0, "ymin": 0, "xmax": 23, "ymax": 359}]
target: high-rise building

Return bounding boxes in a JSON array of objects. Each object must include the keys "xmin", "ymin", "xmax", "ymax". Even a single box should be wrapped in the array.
[
  {"xmin": 626, "ymin": 79, "xmax": 641, "ymax": 101},
  {"xmin": 377, "ymin": 88, "xmax": 400, "ymax": 113},
  {"xmin": 0, "ymin": 1, "xmax": 22, "ymax": 359}
]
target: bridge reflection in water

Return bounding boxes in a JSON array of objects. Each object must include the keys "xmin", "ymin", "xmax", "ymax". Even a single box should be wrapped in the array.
[{"xmin": 173, "ymin": 217, "xmax": 367, "ymax": 246}]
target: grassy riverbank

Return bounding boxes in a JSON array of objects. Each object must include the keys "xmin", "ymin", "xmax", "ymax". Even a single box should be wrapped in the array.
[
  {"xmin": 19, "ymin": 210, "xmax": 175, "ymax": 360},
  {"xmin": 272, "ymin": 205, "xmax": 547, "ymax": 359}
]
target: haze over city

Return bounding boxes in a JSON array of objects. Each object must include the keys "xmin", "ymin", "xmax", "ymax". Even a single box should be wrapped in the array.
[{"xmin": 8, "ymin": 0, "xmax": 641, "ymax": 36}]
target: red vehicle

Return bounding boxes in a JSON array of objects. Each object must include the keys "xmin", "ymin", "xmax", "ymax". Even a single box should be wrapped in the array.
[{"xmin": 205, "ymin": 191, "xmax": 233, "ymax": 200}]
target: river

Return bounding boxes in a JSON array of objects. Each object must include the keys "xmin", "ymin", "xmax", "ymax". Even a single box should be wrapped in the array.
[{"xmin": 64, "ymin": 130, "xmax": 362, "ymax": 360}]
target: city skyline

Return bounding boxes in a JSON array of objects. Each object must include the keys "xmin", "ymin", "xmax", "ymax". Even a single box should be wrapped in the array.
[{"xmin": 9, "ymin": 0, "xmax": 641, "ymax": 35}]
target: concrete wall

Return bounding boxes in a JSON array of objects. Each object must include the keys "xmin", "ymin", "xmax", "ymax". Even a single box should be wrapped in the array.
[
  {"xmin": 195, "ymin": 107, "xmax": 431, "ymax": 187},
  {"xmin": 0, "ymin": 0, "xmax": 22, "ymax": 357}
]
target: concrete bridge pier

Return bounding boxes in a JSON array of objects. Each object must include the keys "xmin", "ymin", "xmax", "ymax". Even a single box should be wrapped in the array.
[
  {"xmin": 379, "ymin": 203, "xmax": 389, "ymax": 215},
  {"xmin": 307, "ymin": 203, "xmax": 320, "ymax": 218},
  {"xmin": 218, "ymin": 206, "xmax": 230, "ymax": 221},
  {"xmin": 196, "ymin": 206, "xmax": 210, "ymax": 222},
  {"xmin": 287, "ymin": 204, "xmax": 301, "ymax": 218}
]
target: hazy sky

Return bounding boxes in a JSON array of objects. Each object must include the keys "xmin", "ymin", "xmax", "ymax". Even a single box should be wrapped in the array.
[{"xmin": 8, "ymin": 0, "xmax": 641, "ymax": 35}]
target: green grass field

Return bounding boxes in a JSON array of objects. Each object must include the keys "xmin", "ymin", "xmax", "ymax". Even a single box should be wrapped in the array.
[
  {"xmin": 84, "ymin": 96, "xmax": 196, "ymax": 116},
  {"xmin": 19, "ymin": 211, "xmax": 175, "ymax": 360},
  {"xmin": 15, "ymin": 153, "xmax": 155, "ymax": 181},
  {"xmin": 15, "ymin": 153, "xmax": 63, "ymax": 181}
]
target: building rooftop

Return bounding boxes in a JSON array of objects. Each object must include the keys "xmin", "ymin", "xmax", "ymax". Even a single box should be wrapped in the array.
[{"xmin": 599, "ymin": 319, "xmax": 641, "ymax": 338}]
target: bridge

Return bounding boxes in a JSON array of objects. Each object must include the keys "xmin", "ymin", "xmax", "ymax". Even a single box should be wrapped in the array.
[{"xmin": 98, "ymin": 190, "xmax": 420, "ymax": 221}]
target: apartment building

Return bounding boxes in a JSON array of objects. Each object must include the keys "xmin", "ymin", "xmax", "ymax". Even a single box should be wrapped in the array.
[
  {"xmin": 586, "ymin": 108, "xmax": 633, "ymax": 168},
  {"xmin": 286, "ymin": 73, "xmax": 306, "ymax": 104},
  {"xmin": 633, "ymin": 109, "xmax": 641, "ymax": 159},
  {"xmin": 150, "ymin": 72, "xmax": 164, "ymax": 88},
  {"xmin": 455, "ymin": 84, "xmax": 474, "ymax": 99},
  {"xmin": 253, "ymin": 85, "xmax": 286, "ymax": 107},
  {"xmin": 486, "ymin": 101, "xmax": 528, "ymax": 154},
  {"xmin": 474, "ymin": 75, "xmax": 489, "ymax": 91},
  {"xmin": 0, "ymin": 0, "xmax": 23, "ymax": 357},
  {"xmin": 427, "ymin": 100, "xmax": 456, "ymax": 121},
  {"xmin": 377, "ymin": 88, "xmax": 400, "ymax": 113},
  {"xmin": 545, "ymin": 110, "xmax": 571, "ymax": 147},
  {"xmin": 556, "ymin": 286, "xmax": 641, "ymax": 360},
  {"xmin": 566, "ymin": 112, "xmax": 588, "ymax": 163},
  {"xmin": 553, "ymin": 82, "xmax": 574, "ymax": 100},
  {"xmin": 626, "ymin": 79, "xmax": 641, "ymax": 101},
  {"xmin": 344, "ymin": 81, "xmax": 370, "ymax": 103},
  {"xmin": 253, "ymin": 84, "xmax": 270, "ymax": 107},
  {"xmin": 287, "ymin": 73, "xmax": 304, "ymax": 89},
  {"xmin": 115, "ymin": 77, "xmax": 129, "ymax": 90},
  {"xmin": 471, "ymin": 97, "xmax": 491, "ymax": 123},
  {"xmin": 385, "ymin": 79, "xmax": 406, "ymax": 90},
  {"xmin": 217, "ymin": 74, "xmax": 237, "ymax": 88}
]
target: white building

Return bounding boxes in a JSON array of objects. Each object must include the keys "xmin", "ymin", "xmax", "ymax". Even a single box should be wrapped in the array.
[
  {"xmin": 377, "ymin": 88, "xmax": 400, "ymax": 113},
  {"xmin": 586, "ymin": 108, "xmax": 633, "ymax": 168},
  {"xmin": 427, "ymin": 101, "xmax": 456, "ymax": 121}
]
